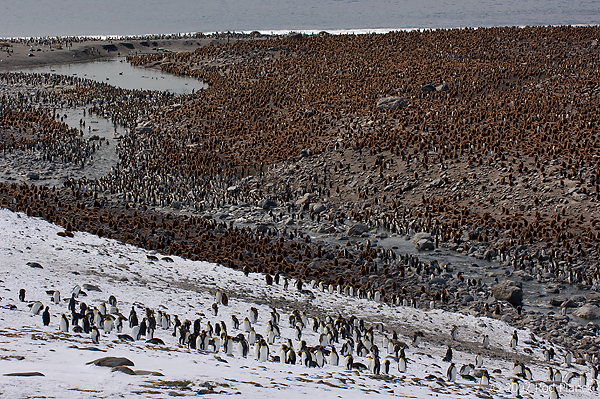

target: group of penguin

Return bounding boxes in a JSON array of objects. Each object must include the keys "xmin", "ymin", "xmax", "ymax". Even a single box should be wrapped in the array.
[
  {"xmin": 21, "ymin": 283, "xmax": 600, "ymax": 397},
  {"xmin": 22, "ymin": 286, "xmax": 167, "ymax": 346}
]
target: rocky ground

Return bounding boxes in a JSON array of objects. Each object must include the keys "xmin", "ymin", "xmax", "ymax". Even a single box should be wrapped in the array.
[{"xmin": 1, "ymin": 27, "xmax": 600, "ymax": 360}]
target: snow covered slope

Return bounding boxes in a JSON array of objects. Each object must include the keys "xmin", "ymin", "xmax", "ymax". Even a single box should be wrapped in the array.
[{"xmin": 0, "ymin": 208, "xmax": 596, "ymax": 398}]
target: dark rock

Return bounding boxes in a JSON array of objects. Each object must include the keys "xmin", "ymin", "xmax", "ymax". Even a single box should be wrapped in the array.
[
  {"xmin": 26, "ymin": 172, "xmax": 39, "ymax": 180},
  {"xmin": 421, "ymin": 84, "xmax": 436, "ymax": 92},
  {"xmin": 135, "ymin": 370, "xmax": 164, "ymax": 376},
  {"xmin": 549, "ymin": 296, "xmax": 567, "ymax": 306},
  {"xmin": 436, "ymin": 84, "xmax": 449, "ymax": 91},
  {"xmin": 415, "ymin": 239, "xmax": 435, "ymax": 251},
  {"xmin": 376, "ymin": 97, "xmax": 408, "ymax": 111},
  {"xmin": 347, "ymin": 224, "xmax": 369, "ymax": 237},
  {"xmin": 26, "ymin": 262, "xmax": 43, "ymax": 269},
  {"xmin": 461, "ymin": 294, "xmax": 474, "ymax": 303},
  {"xmin": 83, "ymin": 283, "xmax": 102, "ymax": 292},
  {"xmin": 112, "ymin": 366, "xmax": 136, "ymax": 375},
  {"xmin": 311, "ymin": 202, "xmax": 327, "ymax": 214},
  {"xmin": 4, "ymin": 372, "xmax": 44, "ymax": 377},
  {"xmin": 412, "ymin": 232, "xmax": 434, "ymax": 251},
  {"xmin": 259, "ymin": 198, "xmax": 276, "ymax": 209},
  {"xmin": 87, "ymin": 356, "xmax": 134, "ymax": 367},
  {"xmin": 491, "ymin": 280, "xmax": 523, "ymax": 306}
]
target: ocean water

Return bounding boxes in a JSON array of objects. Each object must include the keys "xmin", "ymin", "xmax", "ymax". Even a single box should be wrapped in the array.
[{"xmin": 1, "ymin": 0, "xmax": 598, "ymax": 38}]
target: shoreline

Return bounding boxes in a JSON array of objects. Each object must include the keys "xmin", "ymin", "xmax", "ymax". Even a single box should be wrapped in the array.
[{"xmin": 0, "ymin": 34, "xmax": 256, "ymax": 72}]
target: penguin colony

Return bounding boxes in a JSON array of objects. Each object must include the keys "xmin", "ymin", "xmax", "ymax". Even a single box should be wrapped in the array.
[
  {"xmin": 18, "ymin": 276, "xmax": 600, "ymax": 397},
  {"xmin": 2, "ymin": 26, "xmax": 600, "ymax": 357}
]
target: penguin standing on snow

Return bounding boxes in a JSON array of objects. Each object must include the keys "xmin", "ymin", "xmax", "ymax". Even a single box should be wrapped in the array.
[
  {"xmin": 329, "ymin": 346, "xmax": 339, "ymax": 366},
  {"xmin": 447, "ymin": 363, "xmax": 457, "ymax": 382},
  {"xmin": 242, "ymin": 317, "xmax": 252, "ymax": 332},
  {"xmin": 476, "ymin": 353, "xmax": 483, "ymax": 368},
  {"xmin": 31, "ymin": 301, "xmax": 43, "ymax": 315},
  {"xmin": 91, "ymin": 326, "xmax": 100, "ymax": 344},
  {"xmin": 248, "ymin": 307, "xmax": 258, "ymax": 323},
  {"xmin": 383, "ymin": 359, "xmax": 391, "ymax": 374},
  {"xmin": 68, "ymin": 293, "xmax": 77, "ymax": 313},
  {"xmin": 443, "ymin": 346, "xmax": 453, "ymax": 362},
  {"xmin": 129, "ymin": 307, "xmax": 138, "ymax": 328},
  {"xmin": 398, "ymin": 356, "xmax": 407, "ymax": 373},
  {"xmin": 481, "ymin": 369, "xmax": 490, "ymax": 385},
  {"xmin": 510, "ymin": 330, "xmax": 518, "ymax": 349},
  {"xmin": 59, "ymin": 314, "xmax": 69, "ymax": 332},
  {"xmin": 42, "ymin": 306, "xmax": 50, "ymax": 326}
]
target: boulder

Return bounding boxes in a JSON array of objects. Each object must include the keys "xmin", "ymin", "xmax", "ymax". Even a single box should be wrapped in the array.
[
  {"xmin": 549, "ymin": 296, "xmax": 567, "ymax": 306},
  {"xmin": 87, "ymin": 357, "xmax": 135, "ymax": 367},
  {"xmin": 347, "ymin": 224, "xmax": 369, "ymax": 237},
  {"xmin": 411, "ymin": 232, "xmax": 432, "ymax": 243},
  {"xmin": 573, "ymin": 304, "xmax": 600, "ymax": 320},
  {"xmin": 376, "ymin": 97, "xmax": 408, "ymax": 111},
  {"xmin": 415, "ymin": 239, "xmax": 435, "ymax": 251},
  {"xmin": 421, "ymin": 84, "xmax": 436, "ymax": 92},
  {"xmin": 491, "ymin": 280, "xmax": 523, "ymax": 306},
  {"xmin": 295, "ymin": 192, "xmax": 316, "ymax": 206},
  {"xmin": 259, "ymin": 198, "xmax": 276, "ymax": 209},
  {"xmin": 436, "ymin": 83, "xmax": 449, "ymax": 91},
  {"xmin": 83, "ymin": 283, "xmax": 102, "ymax": 292},
  {"xmin": 311, "ymin": 202, "xmax": 327, "ymax": 214}
]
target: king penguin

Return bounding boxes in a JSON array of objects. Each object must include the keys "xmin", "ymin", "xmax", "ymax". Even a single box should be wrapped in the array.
[
  {"xmin": 42, "ymin": 306, "xmax": 50, "ymax": 326},
  {"xmin": 383, "ymin": 358, "xmax": 391, "ymax": 374},
  {"xmin": 330, "ymin": 346, "xmax": 339, "ymax": 366},
  {"xmin": 59, "ymin": 314, "xmax": 69, "ymax": 332},
  {"xmin": 91, "ymin": 326, "xmax": 100, "ymax": 344},
  {"xmin": 398, "ymin": 356, "xmax": 407, "ymax": 373},
  {"xmin": 447, "ymin": 363, "xmax": 457, "ymax": 382},
  {"xmin": 442, "ymin": 346, "xmax": 453, "ymax": 362}
]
